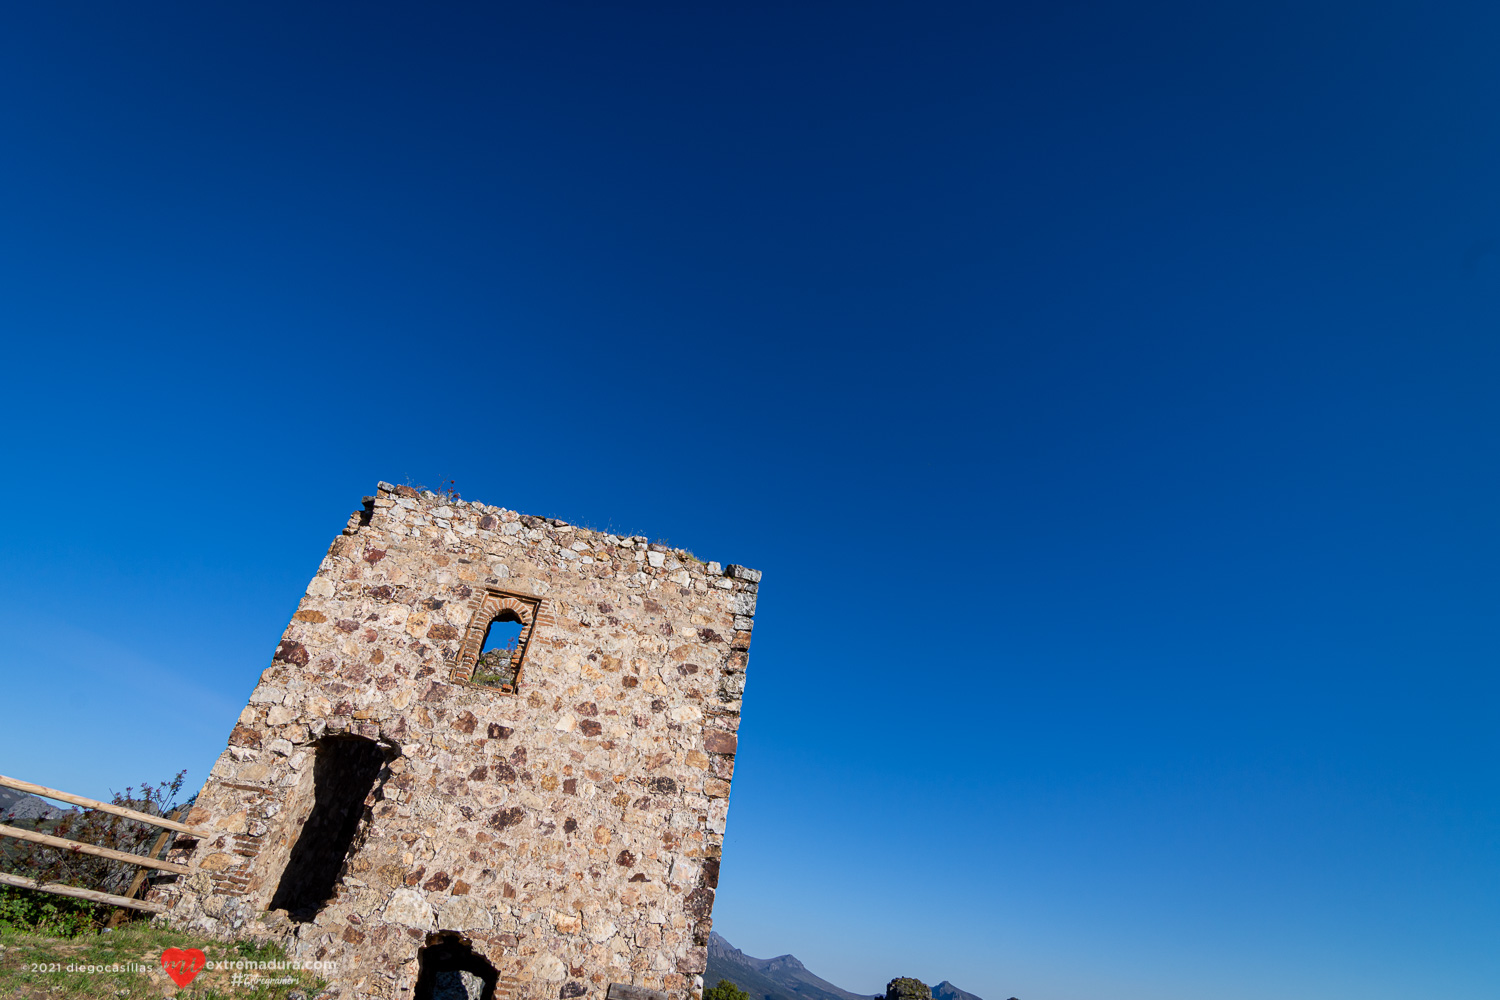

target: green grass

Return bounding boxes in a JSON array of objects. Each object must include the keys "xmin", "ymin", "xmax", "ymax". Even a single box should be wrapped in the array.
[{"xmin": 0, "ymin": 922, "xmax": 327, "ymax": 1000}]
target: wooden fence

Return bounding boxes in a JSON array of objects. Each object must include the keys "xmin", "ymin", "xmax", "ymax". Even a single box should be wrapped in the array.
[{"xmin": 0, "ymin": 773, "xmax": 214, "ymax": 915}]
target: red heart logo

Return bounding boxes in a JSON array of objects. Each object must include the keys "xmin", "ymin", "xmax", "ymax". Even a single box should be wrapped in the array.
[{"xmin": 159, "ymin": 948, "xmax": 206, "ymax": 988}]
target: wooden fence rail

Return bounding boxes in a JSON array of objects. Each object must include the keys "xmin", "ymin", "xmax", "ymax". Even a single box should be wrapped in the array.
[
  {"xmin": 105, "ymin": 807, "xmax": 185, "ymax": 927},
  {"xmin": 0, "ymin": 823, "xmax": 193, "ymax": 875},
  {"xmin": 0, "ymin": 871, "xmax": 165, "ymax": 914},
  {"xmin": 0, "ymin": 774, "xmax": 212, "ymax": 839},
  {"xmin": 0, "ymin": 772, "xmax": 205, "ymax": 914}
]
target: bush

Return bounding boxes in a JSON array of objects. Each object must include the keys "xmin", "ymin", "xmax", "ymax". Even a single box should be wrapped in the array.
[
  {"xmin": 704, "ymin": 979, "xmax": 752, "ymax": 1000},
  {"xmin": 0, "ymin": 884, "xmax": 100, "ymax": 936}
]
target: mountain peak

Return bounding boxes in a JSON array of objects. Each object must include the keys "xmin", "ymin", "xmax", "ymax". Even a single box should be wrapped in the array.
[
  {"xmin": 705, "ymin": 933, "xmax": 867, "ymax": 1000},
  {"xmin": 931, "ymin": 981, "xmax": 987, "ymax": 1000},
  {"xmin": 706, "ymin": 935, "xmax": 996, "ymax": 1000}
]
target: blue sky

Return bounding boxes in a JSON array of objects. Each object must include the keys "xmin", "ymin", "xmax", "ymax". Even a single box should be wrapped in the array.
[{"xmin": 1, "ymin": 3, "xmax": 1498, "ymax": 998}]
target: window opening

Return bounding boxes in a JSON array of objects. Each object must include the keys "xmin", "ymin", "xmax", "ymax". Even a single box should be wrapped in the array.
[
  {"xmin": 472, "ymin": 613, "xmax": 525, "ymax": 690},
  {"xmin": 268, "ymin": 735, "xmax": 388, "ymax": 921},
  {"xmin": 415, "ymin": 934, "xmax": 498, "ymax": 1000},
  {"xmin": 453, "ymin": 591, "xmax": 543, "ymax": 692}
]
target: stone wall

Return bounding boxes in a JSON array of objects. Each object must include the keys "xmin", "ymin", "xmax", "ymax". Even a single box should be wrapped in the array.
[{"xmin": 152, "ymin": 483, "xmax": 759, "ymax": 1000}]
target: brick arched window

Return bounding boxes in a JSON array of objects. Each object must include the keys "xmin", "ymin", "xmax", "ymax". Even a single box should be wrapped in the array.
[{"xmin": 452, "ymin": 590, "xmax": 548, "ymax": 692}]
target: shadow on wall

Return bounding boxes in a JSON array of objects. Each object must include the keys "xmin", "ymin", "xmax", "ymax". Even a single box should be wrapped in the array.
[{"xmin": 267, "ymin": 735, "xmax": 392, "ymax": 922}]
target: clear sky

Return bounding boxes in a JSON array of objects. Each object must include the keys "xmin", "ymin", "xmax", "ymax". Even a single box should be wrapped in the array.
[{"xmin": 1, "ymin": 3, "xmax": 1497, "ymax": 998}]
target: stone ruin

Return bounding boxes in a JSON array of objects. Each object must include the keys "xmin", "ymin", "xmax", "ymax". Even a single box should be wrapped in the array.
[{"xmin": 150, "ymin": 483, "xmax": 759, "ymax": 1000}]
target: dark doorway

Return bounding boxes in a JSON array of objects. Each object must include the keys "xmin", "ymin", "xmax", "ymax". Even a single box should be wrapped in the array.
[
  {"xmin": 415, "ymin": 934, "xmax": 499, "ymax": 1000},
  {"xmin": 268, "ymin": 735, "xmax": 388, "ymax": 920}
]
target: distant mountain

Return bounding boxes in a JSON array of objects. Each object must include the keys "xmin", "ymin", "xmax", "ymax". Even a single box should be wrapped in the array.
[
  {"xmin": 931, "ymin": 982, "xmax": 987, "ymax": 1000},
  {"xmin": 704, "ymin": 933, "xmax": 995, "ymax": 1000},
  {"xmin": 0, "ymin": 787, "xmax": 72, "ymax": 821},
  {"xmin": 706, "ymin": 933, "xmax": 868, "ymax": 1000}
]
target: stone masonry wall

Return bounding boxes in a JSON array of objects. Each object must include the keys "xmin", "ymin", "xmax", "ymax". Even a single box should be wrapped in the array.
[{"xmin": 151, "ymin": 483, "xmax": 759, "ymax": 1000}]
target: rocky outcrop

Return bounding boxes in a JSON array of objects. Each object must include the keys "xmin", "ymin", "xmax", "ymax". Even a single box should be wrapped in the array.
[
  {"xmin": 885, "ymin": 980, "xmax": 930, "ymax": 1000},
  {"xmin": 0, "ymin": 788, "xmax": 73, "ymax": 821}
]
